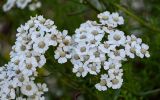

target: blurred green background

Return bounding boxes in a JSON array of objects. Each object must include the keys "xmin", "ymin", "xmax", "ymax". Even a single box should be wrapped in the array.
[{"xmin": 0, "ymin": 0, "xmax": 160, "ymax": 100}]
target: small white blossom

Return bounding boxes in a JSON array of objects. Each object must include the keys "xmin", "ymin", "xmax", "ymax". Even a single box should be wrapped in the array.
[
  {"xmin": 98, "ymin": 41, "xmax": 116, "ymax": 53},
  {"xmin": 54, "ymin": 47, "xmax": 71, "ymax": 64},
  {"xmin": 95, "ymin": 74, "xmax": 108, "ymax": 91},
  {"xmin": 33, "ymin": 37, "xmax": 49, "ymax": 54},
  {"xmin": 104, "ymin": 59, "xmax": 122, "ymax": 70},
  {"xmin": 108, "ymin": 68, "xmax": 123, "ymax": 79},
  {"xmin": 108, "ymin": 30, "xmax": 126, "ymax": 46},
  {"xmin": 108, "ymin": 49, "xmax": 126, "ymax": 61},
  {"xmin": 72, "ymin": 62, "xmax": 88, "ymax": 77},
  {"xmin": 110, "ymin": 12, "xmax": 124, "ymax": 27},
  {"xmin": 97, "ymin": 11, "xmax": 111, "ymax": 26},
  {"xmin": 21, "ymin": 81, "xmax": 38, "ymax": 96},
  {"xmin": 137, "ymin": 43, "xmax": 150, "ymax": 58},
  {"xmin": 86, "ymin": 62, "xmax": 101, "ymax": 75},
  {"xmin": 107, "ymin": 77, "xmax": 123, "ymax": 89}
]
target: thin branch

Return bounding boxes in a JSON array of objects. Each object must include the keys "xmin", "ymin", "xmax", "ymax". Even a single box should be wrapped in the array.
[{"xmin": 138, "ymin": 88, "xmax": 160, "ymax": 96}]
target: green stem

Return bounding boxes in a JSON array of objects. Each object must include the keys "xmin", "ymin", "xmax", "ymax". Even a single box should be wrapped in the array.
[{"xmin": 138, "ymin": 88, "xmax": 160, "ymax": 96}]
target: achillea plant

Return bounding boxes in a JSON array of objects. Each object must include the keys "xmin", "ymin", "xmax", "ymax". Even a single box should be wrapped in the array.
[{"xmin": 0, "ymin": 11, "xmax": 150, "ymax": 99}]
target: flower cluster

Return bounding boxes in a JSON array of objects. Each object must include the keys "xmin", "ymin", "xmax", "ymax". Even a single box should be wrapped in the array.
[
  {"xmin": 0, "ymin": 11, "xmax": 150, "ymax": 99},
  {"xmin": 70, "ymin": 11, "xmax": 150, "ymax": 91},
  {"xmin": 0, "ymin": 15, "xmax": 72, "ymax": 99},
  {"xmin": 3, "ymin": 0, "xmax": 41, "ymax": 12}
]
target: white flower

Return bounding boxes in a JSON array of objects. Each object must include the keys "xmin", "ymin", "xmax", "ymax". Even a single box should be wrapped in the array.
[
  {"xmin": 37, "ymin": 83, "xmax": 48, "ymax": 92},
  {"xmin": 31, "ymin": 30, "xmax": 45, "ymax": 42},
  {"xmin": 19, "ymin": 57, "xmax": 38, "ymax": 76},
  {"xmin": 110, "ymin": 12, "xmax": 124, "ymax": 27},
  {"xmin": 70, "ymin": 53, "xmax": 81, "ymax": 64},
  {"xmin": 89, "ymin": 48, "xmax": 106, "ymax": 62},
  {"xmin": 21, "ymin": 81, "xmax": 38, "ymax": 96},
  {"xmin": 34, "ymin": 54, "xmax": 46, "ymax": 68},
  {"xmin": 54, "ymin": 47, "xmax": 71, "ymax": 64},
  {"xmin": 89, "ymin": 27, "xmax": 104, "ymax": 41},
  {"xmin": 8, "ymin": 89, "xmax": 16, "ymax": 99},
  {"xmin": 137, "ymin": 43, "xmax": 150, "ymax": 58},
  {"xmin": 108, "ymin": 49, "xmax": 126, "ymax": 61},
  {"xmin": 74, "ymin": 29, "xmax": 94, "ymax": 43},
  {"xmin": 15, "ymin": 42, "xmax": 30, "ymax": 55},
  {"xmin": 97, "ymin": 11, "xmax": 111, "ymax": 26},
  {"xmin": 98, "ymin": 41, "xmax": 116, "ymax": 54},
  {"xmin": 125, "ymin": 42, "xmax": 141, "ymax": 58},
  {"xmin": 33, "ymin": 37, "xmax": 49, "ymax": 54},
  {"xmin": 72, "ymin": 62, "xmax": 88, "ymax": 77},
  {"xmin": 126, "ymin": 35, "xmax": 142, "ymax": 44},
  {"xmin": 108, "ymin": 30, "xmax": 126, "ymax": 46},
  {"xmin": 107, "ymin": 77, "xmax": 123, "ymax": 89},
  {"xmin": 59, "ymin": 30, "xmax": 72, "ymax": 48},
  {"xmin": 14, "ymin": 74, "xmax": 29, "ymax": 86},
  {"xmin": 102, "ymin": 26, "xmax": 114, "ymax": 34},
  {"xmin": 86, "ymin": 62, "xmax": 101, "ymax": 75},
  {"xmin": 104, "ymin": 59, "xmax": 122, "ymax": 70},
  {"xmin": 89, "ymin": 39, "xmax": 101, "ymax": 48},
  {"xmin": 10, "ymin": 55, "xmax": 25, "ymax": 67},
  {"xmin": 45, "ymin": 30, "xmax": 59, "ymax": 46},
  {"xmin": 108, "ymin": 68, "xmax": 123, "ymax": 79},
  {"xmin": 75, "ymin": 42, "xmax": 90, "ymax": 56},
  {"xmin": 36, "ymin": 83, "xmax": 48, "ymax": 96},
  {"xmin": 95, "ymin": 74, "xmax": 108, "ymax": 91},
  {"xmin": 98, "ymin": 11, "xmax": 124, "ymax": 27}
]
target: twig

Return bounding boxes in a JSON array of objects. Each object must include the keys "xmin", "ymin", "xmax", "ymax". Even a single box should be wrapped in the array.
[{"xmin": 139, "ymin": 88, "xmax": 160, "ymax": 96}]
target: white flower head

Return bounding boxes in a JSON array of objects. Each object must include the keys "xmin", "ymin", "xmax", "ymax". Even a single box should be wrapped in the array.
[
  {"xmin": 45, "ymin": 30, "xmax": 59, "ymax": 46},
  {"xmin": 108, "ymin": 30, "xmax": 126, "ymax": 46},
  {"xmin": 126, "ymin": 35, "xmax": 142, "ymax": 44},
  {"xmin": 110, "ymin": 12, "xmax": 124, "ymax": 27},
  {"xmin": 125, "ymin": 42, "xmax": 141, "ymax": 58},
  {"xmin": 98, "ymin": 11, "xmax": 111, "ymax": 26},
  {"xmin": 108, "ymin": 68, "xmax": 123, "ymax": 79},
  {"xmin": 104, "ymin": 59, "xmax": 122, "ymax": 70},
  {"xmin": 137, "ymin": 43, "xmax": 150, "ymax": 58},
  {"xmin": 54, "ymin": 47, "xmax": 71, "ymax": 64},
  {"xmin": 98, "ymin": 41, "xmax": 116, "ymax": 54},
  {"xmin": 108, "ymin": 49, "xmax": 126, "ymax": 61},
  {"xmin": 95, "ymin": 74, "xmax": 108, "ymax": 91},
  {"xmin": 72, "ymin": 62, "xmax": 89, "ymax": 77},
  {"xmin": 21, "ymin": 81, "xmax": 38, "ymax": 96},
  {"xmin": 86, "ymin": 62, "xmax": 101, "ymax": 75},
  {"xmin": 33, "ymin": 37, "xmax": 49, "ymax": 54},
  {"xmin": 107, "ymin": 77, "xmax": 123, "ymax": 89}
]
